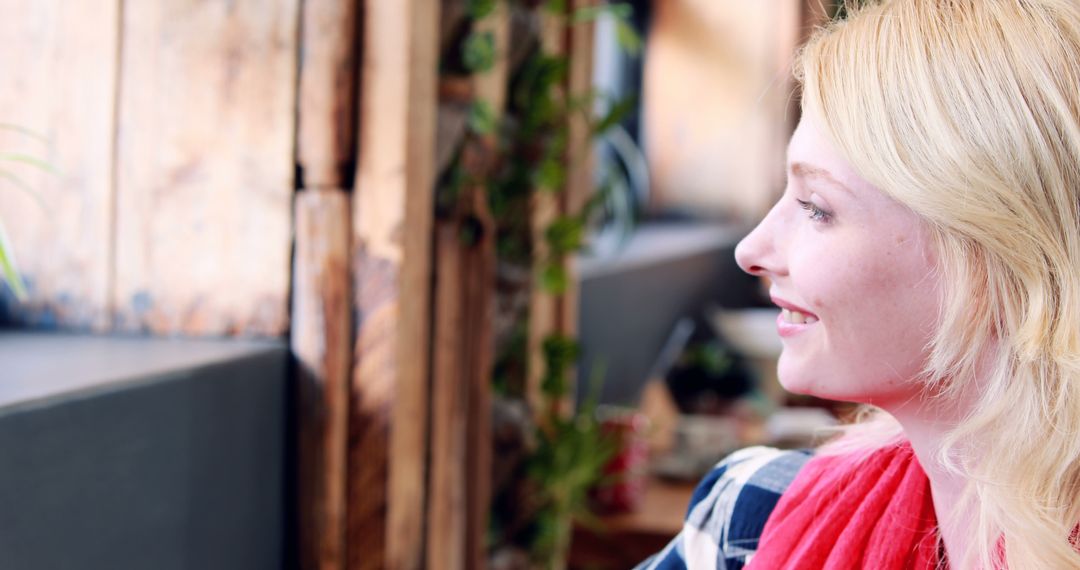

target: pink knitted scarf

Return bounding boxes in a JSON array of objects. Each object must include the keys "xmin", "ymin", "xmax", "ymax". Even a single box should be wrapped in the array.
[{"xmin": 746, "ymin": 442, "xmax": 941, "ymax": 569}]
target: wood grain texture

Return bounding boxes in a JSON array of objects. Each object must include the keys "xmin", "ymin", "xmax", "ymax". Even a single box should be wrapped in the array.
[
  {"xmin": 294, "ymin": 189, "xmax": 352, "ymax": 570},
  {"xmin": 427, "ymin": 5, "xmax": 508, "ymax": 568},
  {"xmin": 426, "ymin": 222, "xmax": 468, "ymax": 570},
  {"xmin": 297, "ymin": 0, "xmax": 360, "ymax": 189},
  {"xmin": 427, "ymin": 153, "xmax": 499, "ymax": 570},
  {"xmin": 425, "ymin": 3, "xmax": 509, "ymax": 565},
  {"xmin": 463, "ymin": 183, "xmax": 497, "ymax": 570},
  {"xmin": 347, "ymin": 0, "xmax": 439, "ymax": 568},
  {"xmin": 112, "ymin": 0, "xmax": 299, "ymax": 336},
  {"xmin": 0, "ymin": 0, "xmax": 120, "ymax": 330}
]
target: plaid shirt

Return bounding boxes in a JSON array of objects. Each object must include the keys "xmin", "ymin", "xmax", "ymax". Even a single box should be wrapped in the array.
[{"xmin": 635, "ymin": 446, "xmax": 813, "ymax": 570}]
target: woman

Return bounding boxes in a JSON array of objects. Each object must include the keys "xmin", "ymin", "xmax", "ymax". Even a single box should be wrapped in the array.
[{"xmin": 637, "ymin": 1, "xmax": 1080, "ymax": 568}]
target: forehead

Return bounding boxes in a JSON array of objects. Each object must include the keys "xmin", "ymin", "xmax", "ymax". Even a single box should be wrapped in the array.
[{"xmin": 786, "ymin": 114, "xmax": 875, "ymax": 200}]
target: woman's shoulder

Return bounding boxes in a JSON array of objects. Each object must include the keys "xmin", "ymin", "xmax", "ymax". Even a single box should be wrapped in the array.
[
  {"xmin": 637, "ymin": 446, "xmax": 813, "ymax": 570},
  {"xmin": 687, "ymin": 446, "xmax": 814, "ymax": 557},
  {"xmin": 688, "ymin": 445, "xmax": 814, "ymax": 516}
]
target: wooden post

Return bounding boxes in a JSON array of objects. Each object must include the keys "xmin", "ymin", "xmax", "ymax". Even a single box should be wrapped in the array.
[
  {"xmin": 347, "ymin": 0, "xmax": 439, "ymax": 568},
  {"xmin": 293, "ymin": 189, "xmax": 353, "ymax": 570},
  {"xmin": 427, "ymin": 3, "xmax": 509, "ymax": 568},
  {"xmin": 297, "ymin": 0, "xmax": 360, "ymax": 189},
  {"xmin": 294, "ymin": 2, "xmax": 360, "ymax": 567},
  {"xmin": 427, "ymin": 221, "xmax": 469, "ymax": 570},
  {"xmin": 464, "ymin": 9, "xmax": 509, "ymax": 569},
  {"xmin": 559, "ymin": 0, "xmax": 596, "ymax": 387}
]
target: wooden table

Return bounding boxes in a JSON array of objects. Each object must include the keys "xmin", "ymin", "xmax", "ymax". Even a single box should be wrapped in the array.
[{"xmin": 568, "ymin": 476, "xmax": 697, "ymax": 569}]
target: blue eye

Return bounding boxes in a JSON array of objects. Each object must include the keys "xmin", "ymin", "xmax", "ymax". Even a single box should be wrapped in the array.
[{"xmin": 796, "ymin": 198, "xmax": 831, "ymax": 222}]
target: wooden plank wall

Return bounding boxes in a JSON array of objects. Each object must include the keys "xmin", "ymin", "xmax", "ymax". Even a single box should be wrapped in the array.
[
  {"xmin": 0, "ymin": 0, "xmax": 298, "ymax": 336},
  {"xmin": 0, "ymin": 0, "xmax": 120, "ymax": 330},
  {"xmin": 0, "ymin": 1, "xmax": 598, "ymax": 569},
  {"xmin": 112, "ymin": 0, "xmax": 298, "ymax": 336}
]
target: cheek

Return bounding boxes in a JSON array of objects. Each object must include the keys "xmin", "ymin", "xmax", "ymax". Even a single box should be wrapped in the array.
[{"xmin": 789, "ymin": 239, "xmax": 940, "ymax": 399}]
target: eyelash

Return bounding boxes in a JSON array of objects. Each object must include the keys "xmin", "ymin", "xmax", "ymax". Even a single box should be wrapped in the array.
[{"xmin": 796, "ymin": 198, "xmax": 831, "ymax": 223}]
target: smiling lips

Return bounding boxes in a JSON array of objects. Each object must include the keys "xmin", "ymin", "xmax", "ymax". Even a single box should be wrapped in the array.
[
  {"xmin": 780, "ymin": 308, "xmax": 818, "ymax": 324},
  {"xmin": 771, "ymin": 296, "xmax": 819, "ymax": 337}
]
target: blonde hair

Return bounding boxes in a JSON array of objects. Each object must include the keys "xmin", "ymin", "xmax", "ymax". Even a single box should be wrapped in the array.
[{"xmin": 797, "ymin": 1, "xmax": 1080, "ymax": 568}]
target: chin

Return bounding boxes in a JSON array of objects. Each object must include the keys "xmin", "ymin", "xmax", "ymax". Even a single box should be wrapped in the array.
[
  {"xmin": 776, "ymin": 373, "xmax": 816, "ymax": 397},
  {"xmin": 776, "ymin": 356, "xmax": 828, "ymax": 397},
  {"xmin": 776, "ymin": 368, "xmax": 868, "ymax": 404}
]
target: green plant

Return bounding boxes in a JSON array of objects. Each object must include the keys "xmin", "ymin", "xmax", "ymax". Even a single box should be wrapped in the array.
[
  {"xmin": 527, "ymin": 346, "xmax": 618, "ymax": 569},
  {"xmin": 446, "ymin": 1, "xmax": 642, "ymax": 567},
  {"xmin": 504, "ymin": 2, "xmax": 641, "ymax": 567},
  {"xmin": 0, "ymin": 123, "xmax": 52, "ymax": 301}
]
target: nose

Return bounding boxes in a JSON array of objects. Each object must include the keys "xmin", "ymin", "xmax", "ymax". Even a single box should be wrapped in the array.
[{"xmin": 734, "ymin": 203, "xmax": 786, "ymax": 278}]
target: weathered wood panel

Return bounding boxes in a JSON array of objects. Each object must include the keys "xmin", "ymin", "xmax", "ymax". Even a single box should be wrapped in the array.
[
  {"xmin": 297, "ymin": 0, "xmax": 360, "ymax": 189},
  {"xmin": 427, "ymin": 159, "xmax": 500, "ymax": 570},
  {"xmin": 294, "ymin": 189, "xmax": 352, "ymax": 570},
  {"xmin": 426, "ymin": 4, "xmax": 509, "ymax": 566},
  {"xmin": 347, "ymin": 0, "xmax": 439, "ymax": 568},
  {"xmin": 0, "ymin": 0, "xmax": 120, "ymax": 330},
  {"xmin": 112, "ymin": 0, "xmax": 299, "ymax": 336},
  {"xmin": 463, "ymin": 185, "xmax": 498, "ymax": 570},
  {"xmin": 426, "ymin": 222, "xmax": 468, "ymax": 570}
]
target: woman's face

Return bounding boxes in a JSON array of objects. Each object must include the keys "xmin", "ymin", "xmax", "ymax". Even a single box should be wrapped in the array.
[{"xmin": 734, "ymin": 111, "xmax": 941, "ymax": 406}]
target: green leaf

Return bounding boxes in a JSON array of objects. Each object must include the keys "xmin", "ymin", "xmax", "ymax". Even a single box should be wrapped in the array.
[
  {"xmin": 0, "ymin": 153, "xmax": 58, "ymax": 174},
  {"xmin": 542, "ymin": 334, "xmax": 580, "ymax": 371},
  {"xmin": 0, "ymin": 168, "xmax": 49, "ymax": 211},
  {"xmin": 571, "ymin": 3, "xmax": 633, "ymax": 24},
  {"xmin": 541, "ymin": 263, "xmax": 568, "ymax": 294},
  {"xmin": 466, "ymin": 0, "xmax": 496, "ymax": 19},
  {"xmin": 0, "ymin": 219, "xmax": 27, "ymax": 301},
  {"xmin": 540, "ymin": 369, "xmax": 567, "ymax": 398},
  {"xmin": 593, "ymin": 94, "xmax": 637, "ymax": 136},
  {"xmin": 0, "ymin": 123, "xmax": 51, "ymax": 145},
  {"xmin": 534, "ymin": 158, "xmax": 565, "ymax": 192},
  {"xmin": 545, "ymin": 0, "xmax": 567, "ymax": 15},
  {"xmin": 468, "ymin": 99, "xmax": 497, "ymax": 135},
  {"xmin": 537, "ymin": 56, "xmax": 570, "ymax": 90},
  {"xmin": 615, "ymin": 18, "xmax": 642, "ymax": 56},
  {"xmin": 545, "ymin": 215, "xmax": 584, "ymax": 255},
  {"xmin": 462, "ymin": 30, "xmax": 496, "ymax": 73}
]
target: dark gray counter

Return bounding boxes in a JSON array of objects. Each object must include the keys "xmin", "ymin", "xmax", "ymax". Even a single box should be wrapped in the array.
[{"xmin": 0, "ymin": 331, "xmax": 289, "ymax": 570}]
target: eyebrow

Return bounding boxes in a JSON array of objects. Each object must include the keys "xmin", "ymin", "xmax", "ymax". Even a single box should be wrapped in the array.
[{"xmin": 790, "ymin": 162, "xmax": 855, "ymax": 196}]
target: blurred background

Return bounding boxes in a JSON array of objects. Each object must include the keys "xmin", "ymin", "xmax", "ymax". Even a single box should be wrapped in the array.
[{"xmin": 0, "ymin": 1, "xmax": 847, "ymax": 569}]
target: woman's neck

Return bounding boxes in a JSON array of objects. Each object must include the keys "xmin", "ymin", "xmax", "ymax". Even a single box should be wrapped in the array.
[{"xmin": 887, "ymin": 394, "xmax": 980, "ymax": 568}]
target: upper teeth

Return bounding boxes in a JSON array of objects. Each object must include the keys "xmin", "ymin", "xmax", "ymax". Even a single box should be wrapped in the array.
[{"xmin": 782, "ymin": 308, "xmax": 818, "ymax": 324}]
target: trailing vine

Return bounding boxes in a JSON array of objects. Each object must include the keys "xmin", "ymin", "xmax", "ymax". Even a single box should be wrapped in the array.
[{"xmin": 440, "ymin": 0, "xmax": 640, "ymax": 566}]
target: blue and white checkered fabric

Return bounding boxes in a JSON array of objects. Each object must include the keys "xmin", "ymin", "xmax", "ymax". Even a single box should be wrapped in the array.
[{"xmin": 634, "ymin": 446, "xmax": 813, "ymax": 570}]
